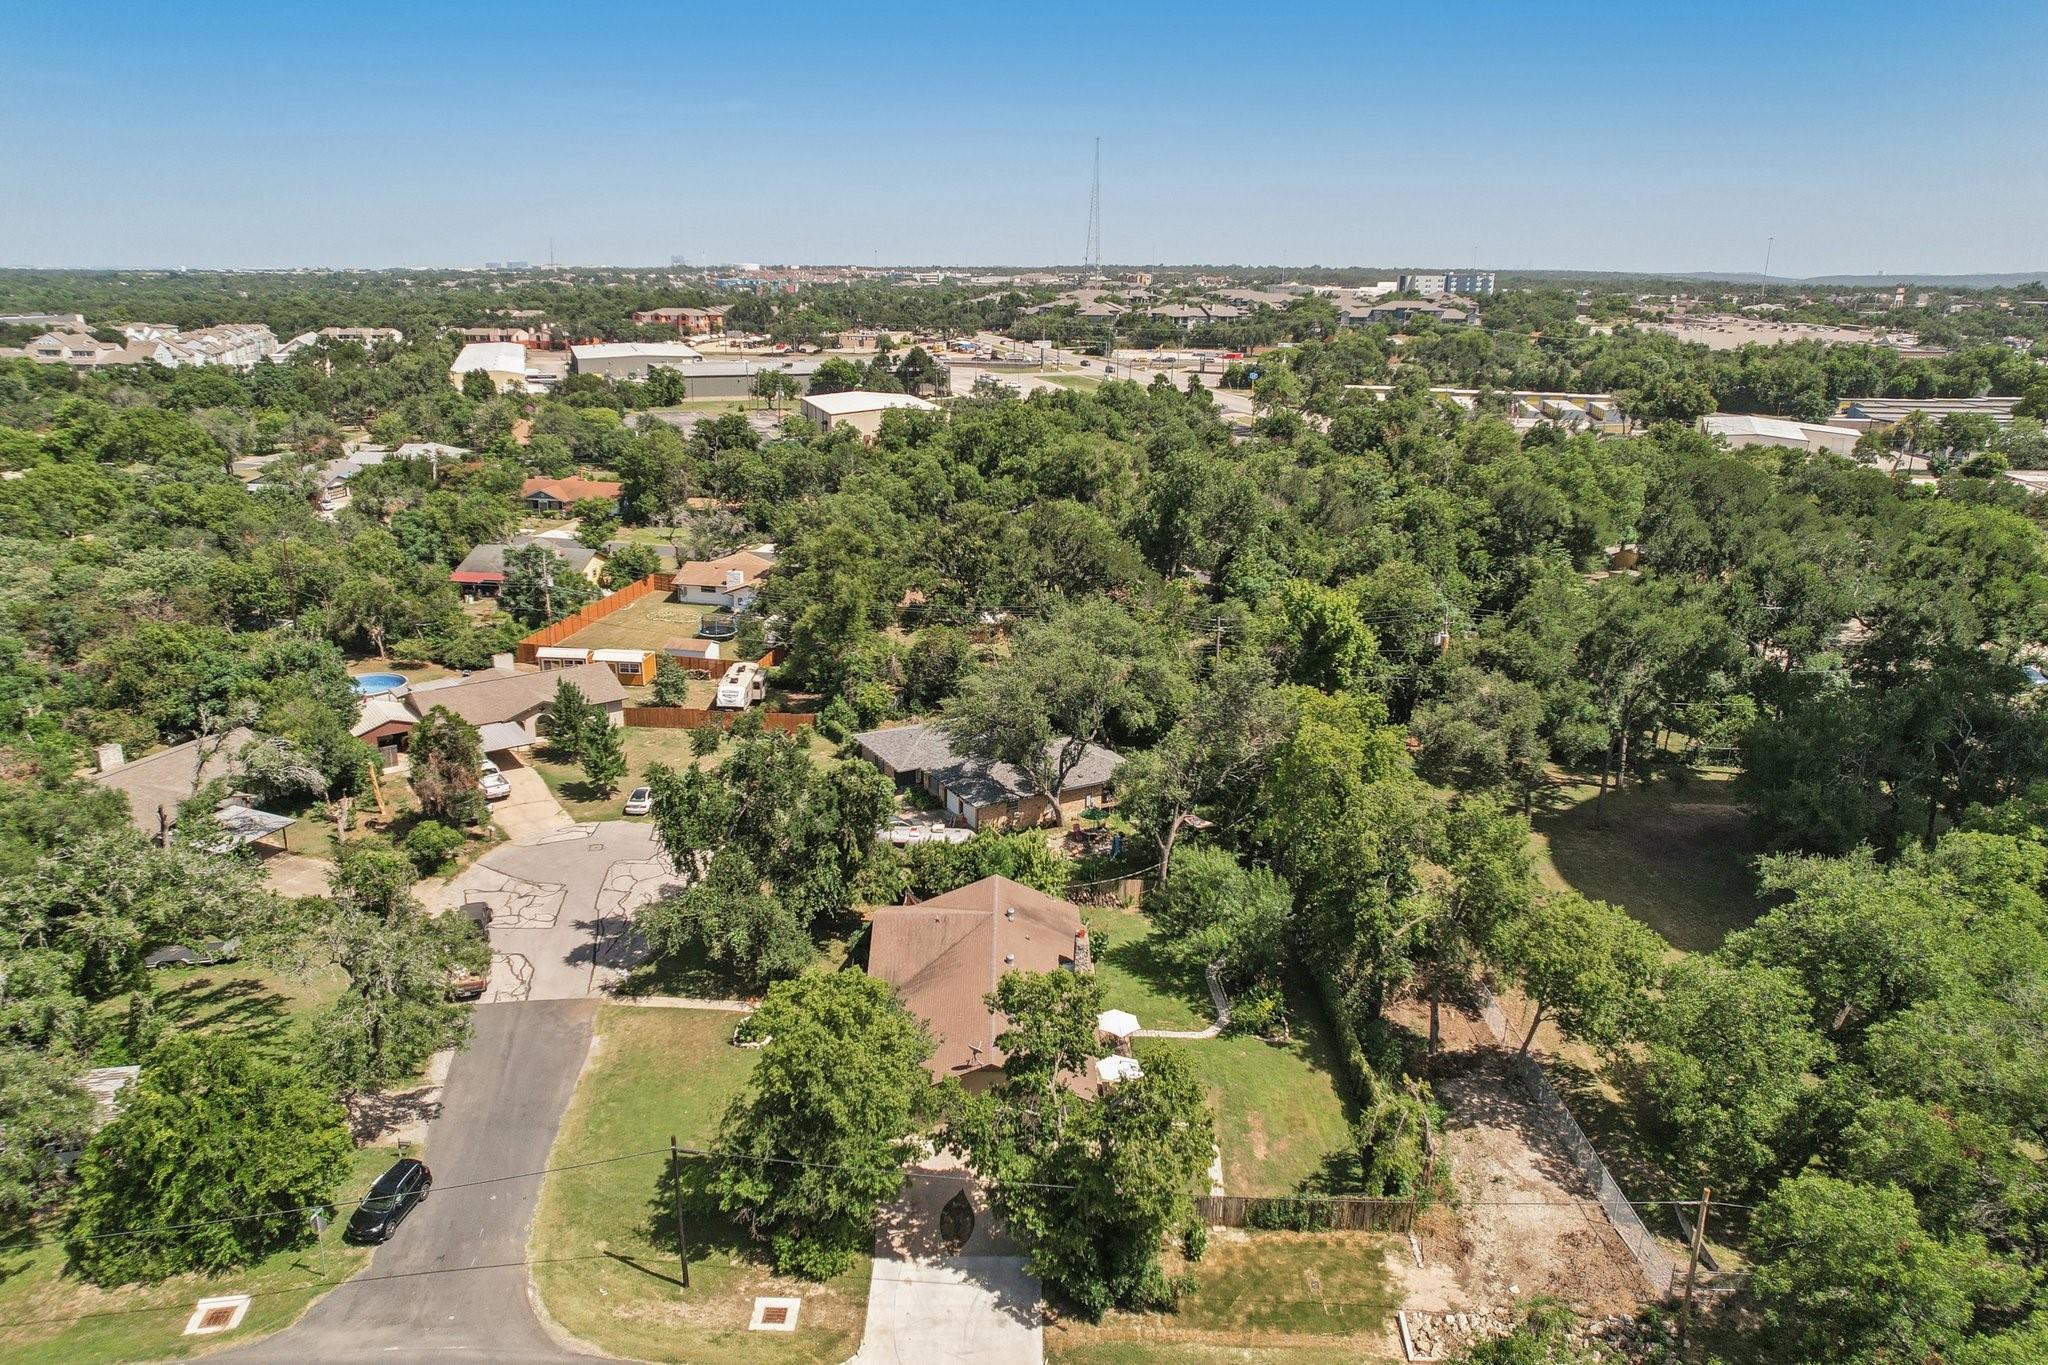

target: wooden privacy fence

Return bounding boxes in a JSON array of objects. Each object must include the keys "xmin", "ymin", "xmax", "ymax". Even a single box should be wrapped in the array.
[
  {"xmin": 1195, "ymin": 1194, "xmax": 1417, "ymax": 1232},
  {"xmin": 514, "ymin": 573, "xmax": 675, "ymax": 663},
  {"xmin": 624, "ymin": 706, "xmax": 814, "ymax": 735}
]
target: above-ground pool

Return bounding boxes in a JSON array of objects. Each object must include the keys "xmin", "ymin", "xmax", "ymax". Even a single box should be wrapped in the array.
[{"xmin": 352, "ymin": 672, "xmax": 408, "ymax": 696}]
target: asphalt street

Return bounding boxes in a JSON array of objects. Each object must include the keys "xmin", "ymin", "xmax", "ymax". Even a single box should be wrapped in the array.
[{"xmin": 222, "ymin": 1000, "xmax": 599, "ymax": 1364}]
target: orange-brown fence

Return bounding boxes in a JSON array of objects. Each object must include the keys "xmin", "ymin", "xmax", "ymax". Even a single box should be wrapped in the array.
[
  {"xmin": 514, "ymin": 573, "xmax": 675, "ymax": 663},
  {"xmin": 624, "ymin": 707, "xmax": 814, "ymax": 734}
]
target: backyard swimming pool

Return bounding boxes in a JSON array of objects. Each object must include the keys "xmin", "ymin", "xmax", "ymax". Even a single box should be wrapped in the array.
[{"xmin": 352, "ymin": 672, "xmax": 408, "ymax": 696}]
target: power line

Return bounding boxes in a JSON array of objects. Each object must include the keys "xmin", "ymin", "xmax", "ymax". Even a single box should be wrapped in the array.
[
  {"xmin": 5, "ymin": 1127, "xmax": 1749, "ymax": 1258},
  {"xmin": 0, "ymin": 1146, "xmax": 674, "ymax": 1255}
]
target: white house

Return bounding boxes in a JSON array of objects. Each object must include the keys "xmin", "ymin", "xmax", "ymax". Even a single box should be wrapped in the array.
[{"xmin": 672, "ymin": 549, "xmax": 774, "ymax": 612}]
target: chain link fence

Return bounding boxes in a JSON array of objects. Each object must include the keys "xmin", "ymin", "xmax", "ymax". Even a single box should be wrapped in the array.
[{"xmin": 1474, "ymin": 987, "xmax": 1680, "ymax": 1295}]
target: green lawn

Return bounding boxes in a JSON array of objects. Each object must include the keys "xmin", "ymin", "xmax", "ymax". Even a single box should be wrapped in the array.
[
  {"xmin": 527, "ymin": 727, "xmax": 717, "ymax": 823},
  {"xmin": 1037, "ymin": 373, "xmax": 1104, "ymax": 392},
  {"xmin": 1044, "ymin": 1232, "xmax": 1400, "ymax": 1362},
  {"xmin": 1080, "ymin": 906, "xmax": 1213, "ymax": 1032},
  {"xmin": 120, "ymin": 962, "xmax": 347, "ymax": 1053},
  {"xmin": 559, "ymin": 591, "xmax": 708, "ymax": 653},
  {"xmin": 530, "ymin": 1006, "xmax": 868, "ymax": 1363},
  {"xmin": 1139, "ymin": 978, "xmax": 1356, "ymax": 1197},
  {"xmin": 1531, "ymin": 770, "xmax": 1762, "ymax": 954},
  {"xmin": 0, "ymin": 1145, "xmax": 395, "ymax": 1365}
]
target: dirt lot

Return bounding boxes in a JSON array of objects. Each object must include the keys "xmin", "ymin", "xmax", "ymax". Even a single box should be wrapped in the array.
[{"xmin": 1386, "ymin": 997, "xmax": 1646, "ymax": 1332}]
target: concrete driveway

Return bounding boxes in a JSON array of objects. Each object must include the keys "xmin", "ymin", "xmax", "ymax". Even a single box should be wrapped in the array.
[
  {"xmin": 429, "ymin": 821, "xmax": 679, "ymax": 1001},
  {"xmin": 853, "ymin": 1161, "xmax": 1044, "ymax": 1365},
  {"xmin": 488, "ymin": 764, "xmax": 574, "ymax": 842},
  {"xmin": 220, "ymin": 1001, "xmax": 598, "ymax": 1364}
]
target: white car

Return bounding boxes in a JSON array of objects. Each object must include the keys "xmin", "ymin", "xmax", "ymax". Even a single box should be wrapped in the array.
[
  {"xmin": 478, "ymin": 760, "xmax": 512, "ymax": 802},
  {"xmin": 623, "ymin": 786, "xmax": 653, "ymax": 816}
]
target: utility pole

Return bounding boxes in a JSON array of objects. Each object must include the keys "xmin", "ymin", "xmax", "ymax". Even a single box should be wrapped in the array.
[
  {"xmin": 1678, "ymin": 1186, "xmax": 1711, "ymax": 1346},
  {"xmin": 669, "ymin": 1136, "xmax": 691, "ymax": 1289},
  {"xmin": 1084, "ymin": 137, "xmax": 1102, "ymax": 277}
]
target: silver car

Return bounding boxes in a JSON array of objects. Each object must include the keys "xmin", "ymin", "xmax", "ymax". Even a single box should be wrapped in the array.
[{"xmin": 623, "ymin": 786, "xmax": 653, "ymax": 816}]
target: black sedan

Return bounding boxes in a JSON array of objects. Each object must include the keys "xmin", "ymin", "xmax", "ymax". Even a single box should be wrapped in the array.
[{"xmin": 345, "ymin": 1158, "xmax": 432, "ymax": 1244}]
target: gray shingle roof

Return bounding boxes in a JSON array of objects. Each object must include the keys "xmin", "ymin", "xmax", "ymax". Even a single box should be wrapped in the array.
[{"xmin": 853, "ymin": 723, "xmax": 1121, "ymax": 808}]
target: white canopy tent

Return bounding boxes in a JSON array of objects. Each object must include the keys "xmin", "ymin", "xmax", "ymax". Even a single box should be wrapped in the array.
[
  {"xmin": 1094, "ymin": 1055, "xmax": 1145, "ymax": 1084},
  {"xmin": 1096, "ymin": 1009, "xmax": 1141, "ymax": 1039}
]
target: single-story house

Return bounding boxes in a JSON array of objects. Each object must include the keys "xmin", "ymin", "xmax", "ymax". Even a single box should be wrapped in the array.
[
  {"xmin": 450, "ymin": 536, "xmax": 604, "ymax": 598},
  {"xmin": 450, "ymin": 341, "xmax": 531, "ymax": 393},
  {"xmin": 852, "ymin": 723, "xmax": 1121, "ymax": 830},
  {"xmin": 521, "ymin": 475, "xmax": 625, "ymax": 516},
  {"xmin": 797, "ymin": 390, "xmax": 938, "ymax": 441},
  {"xmin": 867, "ymin": 875, "xmax": 1092, "ymax": 1087},
  {"xmin": 87, "ymin": 730, "xmax": 300, "ymax": 848},
  {"xmin": 402, "ymin": 662, "xmax": 627, "ymax": 755},
  {"xmin": 672, "ymin": 549, "xmax": 774, "ymax": 612},
  {"xmin": 88, "ymin": 729, "xmax": 253, "ymax": 841}
]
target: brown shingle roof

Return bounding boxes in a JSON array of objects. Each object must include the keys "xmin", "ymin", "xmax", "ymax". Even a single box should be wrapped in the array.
[
  {"xmin": 672, "ymin": 550, "xmax": 773, "ymax": 591},
  {"xmin": 867, "ymin": 875, "xmax": 1083, "ymax": 1079},
  {"xmin": 404, "ymin": 663, "xmax": 625, "ymax": 729}
]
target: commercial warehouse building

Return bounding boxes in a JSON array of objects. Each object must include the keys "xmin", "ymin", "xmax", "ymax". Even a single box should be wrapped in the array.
[
  {"xmin": 798, "ymin": 389, "xmax": 938, "ymax": 439},
  {"xmin": 568, "ymin": 341, "xmax": 703, "ymax": 381}
]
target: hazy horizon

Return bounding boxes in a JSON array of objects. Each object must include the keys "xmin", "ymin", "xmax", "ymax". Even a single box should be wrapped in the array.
[{"xmin": 5, "ymin": 2, "xmax": 2044, "ymax": 277}]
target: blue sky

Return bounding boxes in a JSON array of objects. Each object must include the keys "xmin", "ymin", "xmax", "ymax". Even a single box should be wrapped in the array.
[{"xmin": 4, "ymin": 2, "xmax": 2044, "ymax": 275}]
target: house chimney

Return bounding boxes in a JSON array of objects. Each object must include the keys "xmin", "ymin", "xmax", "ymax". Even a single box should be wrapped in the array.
[
  {"xmin": 96, "ymin": 743, "xmax": 125, "ymax": 773},
  {"xmin": 1073, "ymin": 927, "xmax": 1094, "ymax": 975}
]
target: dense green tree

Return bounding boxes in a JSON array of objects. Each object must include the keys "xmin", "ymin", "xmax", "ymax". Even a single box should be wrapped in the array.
[
  {"xmin": 952, "ymin": 985, "xmax": 1214, "ymax": 1318},
  {"xmin": 710, "ymin": 972, "xmax": 933, "ymax": 1277},
  {"xmin": 406, "ymin": 705, "xmax": 485, "ymax": 826},
  {"xmin": 1142, "ymin": 846, "xmax": 1292, "ymax": 989},
  {"xmin": 499, "ymin": 540, "xmax": 598, "ymax": 625},
  {"xmin": 1412, "ymin": 666, "xmax": 1549, "ymax": 812},
  {"xmin": 1116, "ymin": 654, "xmax": 1293, "ymax": 878},
  {"xmin": 1640, "ymin": 957, "xmax": 1828, "ymax": 1190},
  {"xmin": 1750, "ymin": 1173, "xmax": 2026, "ymax": 1365},
  {"xmin": 69, "ymin": 1033, "xmax": 353, "ymax": 1283},
  {"xmin": 1498, "ymin": 892, "xmax": 1664, "ymax": 1056},
  {"xmin": 944, "ymin": 597, "xmax": 1187, "ymax": 814},
  {"xmin": 0, "ymin": 1045, "xmax": 93, "ymax": 1220}
]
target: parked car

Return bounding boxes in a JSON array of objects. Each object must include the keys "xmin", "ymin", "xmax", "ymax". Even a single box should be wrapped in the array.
[
  {"xmin": 345, "ymin": 1158, "xmax": 432, "ymax": 1244},
  {"xmin": 144, "ymin": 939, "xmax": 242, "ymax": 969},
  {"xmin": 623, "ymin": 786, "xmax": 653, "ymax": 816},
  {"xmin": 478, "ymin": 759, "xmax": 512, "ymax": 802},
  {"xmin": 446, "ymin": 968, "xmax": 489, "ymax": 1001}
]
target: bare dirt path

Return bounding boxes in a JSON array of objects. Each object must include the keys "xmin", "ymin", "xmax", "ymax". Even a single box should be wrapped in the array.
[{"xmin": 1386, "ymin": 1000, "xmax": 1644, "ymax": 1336}]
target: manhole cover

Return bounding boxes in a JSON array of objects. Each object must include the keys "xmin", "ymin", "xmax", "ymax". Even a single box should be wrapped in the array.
[
  {"xmin": 749, "ymin": 1296, "xmax": 800, "ymax": 1332},
  {"xmin": 182, "ymin": 1294, "xmax": 251, "ymax": 1336}
]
